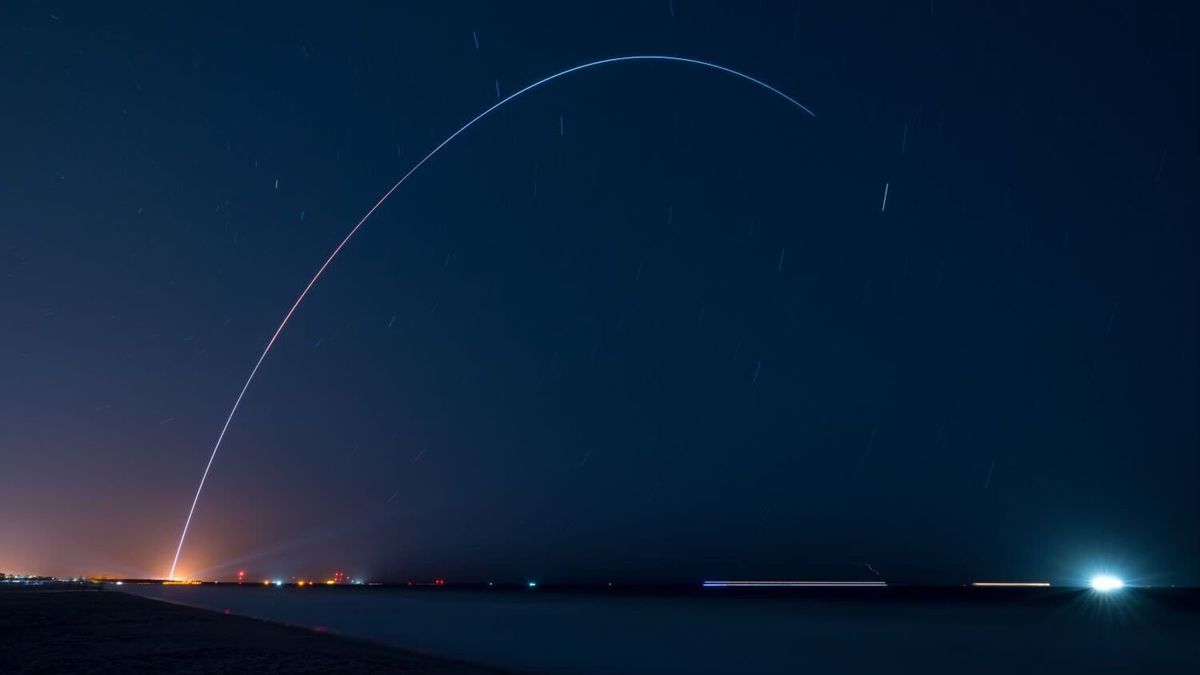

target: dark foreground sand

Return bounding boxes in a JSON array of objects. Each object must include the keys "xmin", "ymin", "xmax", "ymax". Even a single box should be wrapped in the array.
[{"xmin": 0, "ymin": 587, "xmax": 506, "ymax": 674}]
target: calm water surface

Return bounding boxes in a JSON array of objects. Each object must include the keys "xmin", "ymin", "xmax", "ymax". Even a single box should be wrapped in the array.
[{"xmin": 120, "ymin": 585, "xmax": 1198, "ymax": 674}]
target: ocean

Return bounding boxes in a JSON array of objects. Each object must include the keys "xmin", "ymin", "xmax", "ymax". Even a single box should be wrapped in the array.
[{"xmin": 120, "ymin": 584, "xmax": 1198, "ymax": 674}]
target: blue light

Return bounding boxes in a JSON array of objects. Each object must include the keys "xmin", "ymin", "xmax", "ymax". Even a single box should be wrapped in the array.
[
  {"xmin": 1090, "ymin": 574, "xmax": 1124, "ymax": 592},
  {"xmin": 527, "ymin": 581, "xmax": 538, "ymax": 588},
  {"xmin": 702, "ymin": 580, "xmax": 887, "ymax": 588}
]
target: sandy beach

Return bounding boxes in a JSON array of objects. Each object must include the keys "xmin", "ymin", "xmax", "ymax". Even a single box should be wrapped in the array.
[{"xmin": 0, "ymin": 586, "xmax": 505, "ymax": 674}]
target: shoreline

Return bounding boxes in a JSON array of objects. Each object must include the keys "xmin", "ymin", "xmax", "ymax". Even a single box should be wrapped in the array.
[{"xmin": 0, "ymin": 586, "xmax": 507, "ymax": 674}]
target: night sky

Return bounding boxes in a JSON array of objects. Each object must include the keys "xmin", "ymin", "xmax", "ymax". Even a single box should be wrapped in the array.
[{"xmin": 2, "ymin": 2, "xmax": 1195, "ymax": 586}]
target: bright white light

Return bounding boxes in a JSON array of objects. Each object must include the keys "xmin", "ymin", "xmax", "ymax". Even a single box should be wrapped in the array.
[{"xmin": 1090, "ymin": 574, "xmax": 1124, "ymax": 592}]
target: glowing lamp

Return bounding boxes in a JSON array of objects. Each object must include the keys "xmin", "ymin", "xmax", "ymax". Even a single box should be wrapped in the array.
[{"xmin": 1090, "ymin": 574, "xmax": 1124, "ymax": 592}]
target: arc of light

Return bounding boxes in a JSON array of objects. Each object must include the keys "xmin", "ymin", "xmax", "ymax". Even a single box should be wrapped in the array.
[{"xmin": 168, "ymin": 55, "xmax": 815, "ymax": 580}]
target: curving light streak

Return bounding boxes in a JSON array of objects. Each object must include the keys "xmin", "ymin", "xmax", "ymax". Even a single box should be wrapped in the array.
[{"xmin": 168, "ymin": 55, "xmax": 816, "ymax": 580}]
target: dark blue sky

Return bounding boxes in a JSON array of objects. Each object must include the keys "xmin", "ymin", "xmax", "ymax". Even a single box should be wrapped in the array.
[{"xmin": 1, "ymin": 1, "xmax": 1195, "ymax": 585}]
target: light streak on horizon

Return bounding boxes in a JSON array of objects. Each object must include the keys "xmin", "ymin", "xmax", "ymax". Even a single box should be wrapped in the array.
[
  {"xmin": 167, "ymin": 55, "xmax": 817, "ymax": 580},
  {"xmin": 703, "ymin": 581, "xmax": 887, "ymax": 588}
]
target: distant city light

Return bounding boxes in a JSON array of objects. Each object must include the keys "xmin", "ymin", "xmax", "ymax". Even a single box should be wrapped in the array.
[
  {"xmin": 527, "ymin": 581, "xmax": 538, "ymax": 588},
  {"xmin": 1090, "ymin": 574, "xmax": 1124, "ymax": 592},
  {"xmin": 273, "ymin": 579, "xmax": 283, "ymax": 587}
]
